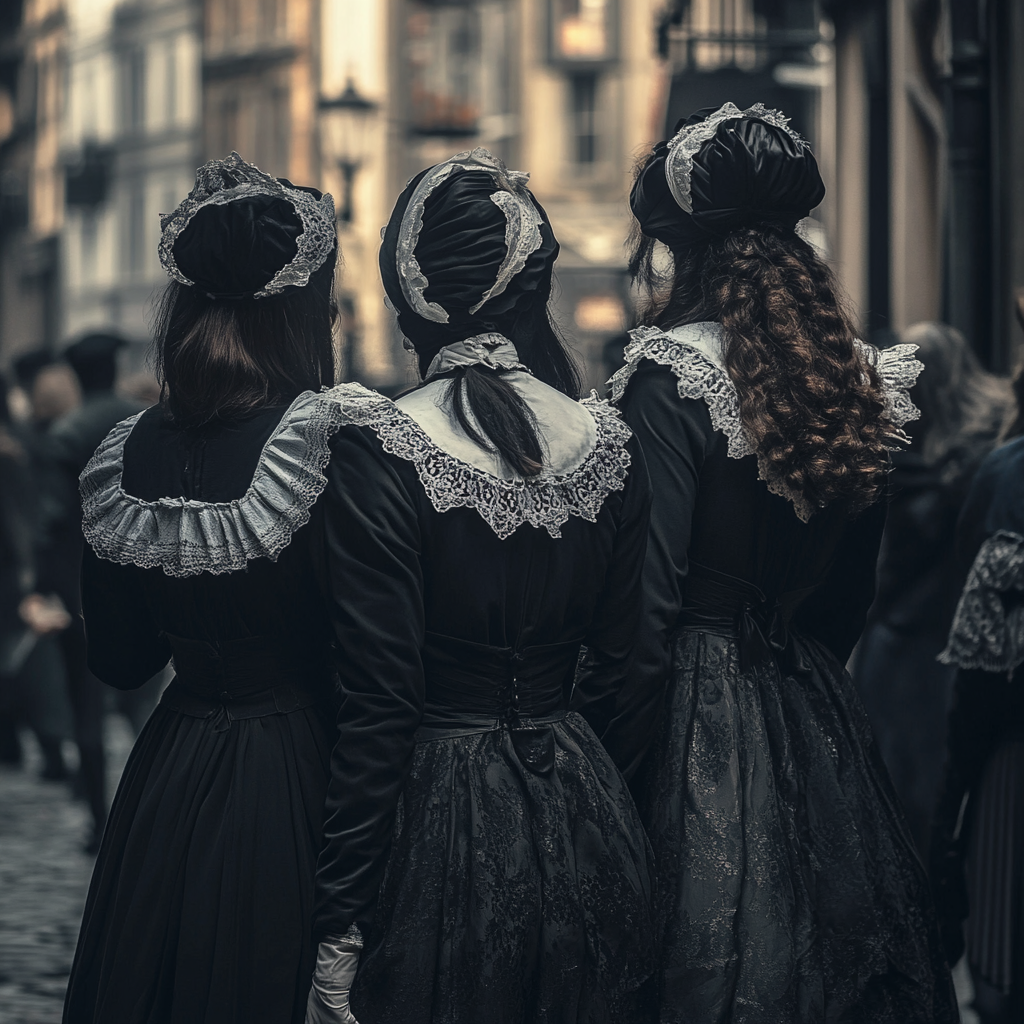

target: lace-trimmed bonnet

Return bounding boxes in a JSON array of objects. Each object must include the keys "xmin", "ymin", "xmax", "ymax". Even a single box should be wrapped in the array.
[
  {"xmin": 630, "ymin": 102, "xmax": 825, "ymax": 250},
  {"xmin": 379, "ymin": 148, "xmax": 559, "ymax": 357},
  {"xmin": 159, "ymin": 152, "xmax": 337, "ymax": 300}
]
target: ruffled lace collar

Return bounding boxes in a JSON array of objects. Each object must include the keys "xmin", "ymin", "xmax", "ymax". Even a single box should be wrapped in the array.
[
  {"xmin": 608, "ymin": 322, "xmax": 923, "ymax": 520},
  {"xmin": 343, "ymin": 386, "xmax": 632, "ymax": 540},
  {"xmin": 940, "ymin": 530, "xmax": 1024, "ymax": 673},
  {"xmin": 80, "ymin": 383, "xmax": 379, "ymax": 577}
]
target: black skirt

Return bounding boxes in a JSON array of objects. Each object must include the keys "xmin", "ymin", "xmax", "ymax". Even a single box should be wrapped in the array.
[
  {"xmin": 351, "ymin": 712, "xmax": 656, "ymax": 1024},
  {"xmin": 63, "ymin": 697, "xmax": 335, "ymax": 1024},
  {"xmin": 640, "ymin": 629, "xmax": 958, "ymax": 1024}
]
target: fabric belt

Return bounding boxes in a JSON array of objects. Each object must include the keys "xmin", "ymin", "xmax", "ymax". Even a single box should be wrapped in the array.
[
  {"xmin": 159, "ymin": 632, "xmax": 335, "ymax": 729},
  {"xmin": 416, "ymin": 631, "xmax": 583, "ymax": 774},
  {"xmin": 677, "ymin": 562, "xmax": 819, "ymax": 674}
]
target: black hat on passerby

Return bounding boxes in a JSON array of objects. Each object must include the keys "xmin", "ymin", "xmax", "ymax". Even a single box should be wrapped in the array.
[{"xmin": 64, "ymin": 332, "xmax": 126, "ymax": 395}]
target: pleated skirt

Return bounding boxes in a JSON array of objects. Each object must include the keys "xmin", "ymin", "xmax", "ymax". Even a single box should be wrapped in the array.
[
  {"xmin": 350, "ymin": 712, "xmax": 656, "ymax": 1024},
  {"xmin": 640, "ymin": 629, "xmax": 958, "ymax": 1024},
  {"xmin": 63, "ymin": 699, "xmax": 335, "ymax": 1024},
  {"xmin": 965, "ymin": 739, "xmax": 1024, "ymax": 995}
]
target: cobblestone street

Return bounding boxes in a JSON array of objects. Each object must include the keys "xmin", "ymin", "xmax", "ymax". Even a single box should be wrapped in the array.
[
  {"xmin": 0, "ymin": 717, "xmax": 981, "ymax": 1024},
  {"xmin": 0, "ymin": 722, "xmax": 131, "ymax": 1024}
]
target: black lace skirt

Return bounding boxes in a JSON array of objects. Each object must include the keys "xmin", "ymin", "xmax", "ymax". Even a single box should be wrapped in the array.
[
  {"xmin": 351, "ymin": 712, "xmax": 656, "ymax": 1024},
  {"xmin": 639, "ymin": 629, "xmax": 958, "ymax": 1024},
  {"xmin": 63, "ymin": 699, "xmax": 335, "ymax": 1024}
]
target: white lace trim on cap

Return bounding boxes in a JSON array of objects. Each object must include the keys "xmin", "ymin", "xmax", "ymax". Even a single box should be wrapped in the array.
[
  {"xmin": 940, "ymin": 531, "xmax": 1024, "ymax": 673},
  {"xmin": 396, "ymin": 148, "xmax": 544, "ymax": 324},
  {"xmin": 608, "ymin": 322, "xmax": 922, "ymax": 521},
  {"xmin": 664, "ymin": 102, "xmax": 806, "ymax": 214},
  {"xmin": 158, "ymin": 152, "xmax": 336, "ymax": 299},
  {"xmin": 349, "ymin": 390, "xmax": 633, "ymax": 540},
  {"xmin": 79, "ymin": 383, "xmax": 378, "ymax": 577}
]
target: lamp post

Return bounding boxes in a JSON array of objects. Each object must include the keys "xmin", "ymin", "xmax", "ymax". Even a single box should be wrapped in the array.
[{"xmin": 319, "ymin": 78, "xmax": 377, "ymax": 224}]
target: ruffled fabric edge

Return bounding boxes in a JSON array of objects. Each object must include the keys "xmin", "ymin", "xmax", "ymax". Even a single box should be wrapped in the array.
[
  {"xmin": 79, "ymin": 382, "xmax": 380, "ymax": 578},
  {"xmin": 607, "ymin": 324, "xmax": 923, "ymax": 522},
  {"xmin": 350, "ymin": 391, "xmax": 634, "ymax": 541},
  {"xmin": 939, "ymin": 531, "xmax": 1024, "ymax": 673}
]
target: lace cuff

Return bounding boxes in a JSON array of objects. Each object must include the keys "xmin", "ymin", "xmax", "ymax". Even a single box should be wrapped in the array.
[
  {"xmin": 939, "ymin": 531, "xmax": 1024, "ymax": 673},
  {"xmin": 79, "ymin": 383, "xmax": 379, "ymax": 577},
  {"xmin": 349, "ymin": 392, "xmax": 633, "ymax": 540}
]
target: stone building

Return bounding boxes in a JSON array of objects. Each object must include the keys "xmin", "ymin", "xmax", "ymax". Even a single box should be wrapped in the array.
[
  {"xmin": 61, "ymin": 0, "xmax": 202, "ymax": 360},
  {"xmin": 319, "ymin": 0, "xmax": 665, "ymax": 392},
  {"xmin": 0, "ymin": 0, "xmax": 68, "ymax": 364}
]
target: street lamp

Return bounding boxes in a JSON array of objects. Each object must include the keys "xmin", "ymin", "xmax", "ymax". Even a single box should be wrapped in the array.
[{"xmin": 319, "ymin": 78, "xmax": 377, "ymax": 224}]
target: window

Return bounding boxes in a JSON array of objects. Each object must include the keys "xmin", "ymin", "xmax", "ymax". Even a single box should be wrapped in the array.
[
  {"xmin": 125, "ymin": 183, "xmax": 145, "ymax": 275},
  {"xmin": 165, "ymin": 39, "xmax": 177, "ymax": 125},
  {"xmin": 570, "ymin": 73, "xmax": 597, "ymax": 165},
  {"xmin": 125, "ymin": 49, "xmax": 146, "ymax": 132}
]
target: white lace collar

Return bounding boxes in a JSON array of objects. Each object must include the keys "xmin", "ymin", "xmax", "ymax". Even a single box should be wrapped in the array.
[
  {"xmin": 79, "ymin": 383, "xmax": 379, "ymax": 577},
  {"xmin": 346, "ymin": 384, "xmax": 632, "ymax": 539},
  {"xmin": 608, "ymin": 322, "xmax": 923, "ymax": 520}
]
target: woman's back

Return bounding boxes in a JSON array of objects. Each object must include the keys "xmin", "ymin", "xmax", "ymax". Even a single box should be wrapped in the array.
[{"xmin": 84, "ymin": 401, "xmax": 331, "ymax": 649}]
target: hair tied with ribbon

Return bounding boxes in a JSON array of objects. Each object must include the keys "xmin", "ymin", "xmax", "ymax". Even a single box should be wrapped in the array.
[{"xmin": 425, "ymin": 333, "xmax": 530, "ymax": 378}]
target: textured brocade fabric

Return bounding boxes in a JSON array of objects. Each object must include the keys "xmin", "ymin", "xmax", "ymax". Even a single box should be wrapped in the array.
[
  {"xmin": 351, "ymin": 714, "xmax": 656, "ymax": 1024},
  {"xmin": 640, "ymin": 629, "xmax": 958, "ymax": 1024}
]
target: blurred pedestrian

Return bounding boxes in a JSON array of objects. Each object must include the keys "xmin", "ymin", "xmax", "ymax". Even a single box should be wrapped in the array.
[
  {"xmin": 607, "ymin": 103, "xmax": 957, "ymax": 1022},
  {"xmin": 40, "ymin": 333, "xmax": 142, "ymax": 852},
  {"xmin": 63, "ymin": 154, "xmax": 363, "ymax": 1024},
  {"xmin": 854, "ymin": 322, "xmax": 1011, "ymax": 854},
  {"xmin": 308, "ymin": 150, "xmax": 655, "ymax": 1024},
  {"xmin": 931, "ymin": 305, "xmax": 1024, "ymax": 1024},
  {"xmin": 0, "ymin": 371, "xmax": 72, "ymax": 778}
]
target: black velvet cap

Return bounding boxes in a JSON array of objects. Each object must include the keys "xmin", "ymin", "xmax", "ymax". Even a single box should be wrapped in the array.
[
  {"xmin": 171, "ymin": 182, "xmax": 326, "ymax": 300},
  {"xmin": 631, "ymin": 106, "xmax": 826, "ymax": 250},
  {"xmin": 379, "ymin": 168, "xmax": 559, "ymax": 343}
]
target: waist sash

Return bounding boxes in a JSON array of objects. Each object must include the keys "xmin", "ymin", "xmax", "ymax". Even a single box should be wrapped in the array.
[
  {"xmin": 416, "ymin": 631, "xmax": 582, "ymax": 773},
  {"xmin": 678, "ymin": 562, "xmax": 818, "ymax": 673},
  {"xmin": 159, "ymin": 632, "xmax": 335, "ymax": 728}
]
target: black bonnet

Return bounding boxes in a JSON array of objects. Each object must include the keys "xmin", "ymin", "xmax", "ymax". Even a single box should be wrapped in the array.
[{"xmin": 630, "ymin": 103, "xmax": 825, "ymax": 250}]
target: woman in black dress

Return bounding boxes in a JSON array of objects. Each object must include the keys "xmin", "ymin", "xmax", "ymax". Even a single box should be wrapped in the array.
[
  {"xmin": 594, "ymin": 104, "xmax": 957, "ymax": 1022},
  {"xmin": 304, "ymin": 149, "xmax": 655, "ymax": 1024},
  {"xmin": 932, "ymin": 386, "xmax": 1024, "ymax": 1023},
  {"xmin": 64, "ymin": 154, "xmax": 375, "ymax": 1024},
  {"xmin": 853, "ymin": 322, "xmax": 1010, "ymax": 854}
]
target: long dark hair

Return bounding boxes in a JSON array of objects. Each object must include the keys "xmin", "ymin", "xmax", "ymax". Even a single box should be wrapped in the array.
[
  {"xmin": 399, "ymin": 287, "xmax": 582, "ymax": 478},
  {"xmin": 152, "ymin": 248, "xmax": 337, "ymax": 426},
  {"xmin": 630, "ymin": 219, "xmax": 893, "ymax": 515}
]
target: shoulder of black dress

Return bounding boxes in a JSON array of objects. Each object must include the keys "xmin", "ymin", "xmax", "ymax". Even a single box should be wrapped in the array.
[{"xmin": 78, "ymin": 382, "xmax": 386, "ymax": 577}]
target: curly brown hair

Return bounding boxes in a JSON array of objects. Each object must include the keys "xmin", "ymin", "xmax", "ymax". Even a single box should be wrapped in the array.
[{"xmin": 630, "ymin": 221, "xmax": 900, "ymax": 516}]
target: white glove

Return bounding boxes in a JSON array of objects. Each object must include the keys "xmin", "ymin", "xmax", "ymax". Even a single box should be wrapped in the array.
[{"xmin": 304, "ymin": 937, "xmax": 361, "ymax": 1024}]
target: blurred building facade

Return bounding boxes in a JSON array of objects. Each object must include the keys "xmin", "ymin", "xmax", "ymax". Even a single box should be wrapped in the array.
[
  {"xmin": 62, "ymin": 0, "xmax": 202, "ymax": 358},
  {"xmin": 0, "ymin": 0, "xmax": 1022, "ymax": 383},
  {"xmin": 0, "ymin": 0, "xmax": 68, "ymax": 363},
  {"xmin": 320, "ymin": 0, "xmax": 665, "ymax": 392}
]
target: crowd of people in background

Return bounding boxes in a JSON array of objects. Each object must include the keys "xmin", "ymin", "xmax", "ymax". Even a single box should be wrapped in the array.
[
  {"xmin": 0, "ymin": 335, "xmax": 164, "ymax": 852},
  {"xmin": 1, "ymin": 151, "xmax": 1024, "ymax": 1021}
]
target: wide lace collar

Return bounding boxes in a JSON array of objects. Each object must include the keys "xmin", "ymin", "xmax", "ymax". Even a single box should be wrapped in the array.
[
  {"xmin": 608, "ymin": 322, "xmax": 923, "ymax": 520},
  {"xmin": 80, "ymin": 383, "xmax": 380, "ymax": 577},
  {"xmin": 350, "ymin": 384, "xmax": 633, "ymax": 540}
]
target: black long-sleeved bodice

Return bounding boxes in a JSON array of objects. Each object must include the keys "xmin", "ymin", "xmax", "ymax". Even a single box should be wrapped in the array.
[
  {"xmin": 65, "ymin": 387, "xmax": 373, "ymax": 1024},
  {"xmin": 310, "ymin": 374, "xmax": 656, "ymax": 1023},
  {"xmin": 595, "ymin": 322, "xmax": 957, "ymax": 1024},
  {"xmin": 80, "ymin": 402, "xmax": 335, "ymax": 688}
]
